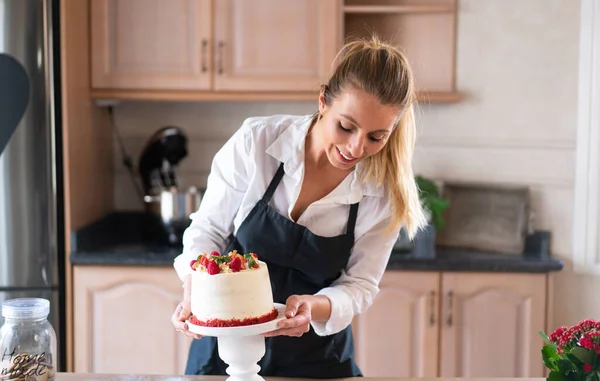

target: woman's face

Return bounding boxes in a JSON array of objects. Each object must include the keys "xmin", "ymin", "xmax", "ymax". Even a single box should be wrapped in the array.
[{"xmin": 317, "ymin": 87, "xmax": 400, "ymax": 171}]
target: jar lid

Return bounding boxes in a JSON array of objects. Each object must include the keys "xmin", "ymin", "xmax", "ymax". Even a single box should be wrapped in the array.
[{"xmin": 1, "ymin": 298, "xmax": 50, "ymax": 320}]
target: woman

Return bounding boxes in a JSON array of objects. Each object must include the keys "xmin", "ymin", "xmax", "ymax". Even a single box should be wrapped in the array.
[{"xmin": 171, "ymin": 36, "xmax": 427, "ymax": 378}]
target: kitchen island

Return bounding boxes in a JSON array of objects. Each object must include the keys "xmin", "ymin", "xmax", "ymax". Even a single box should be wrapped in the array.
[{"xmin": 56, "ymin": 374, "xmax": 546, "ymax": 381}]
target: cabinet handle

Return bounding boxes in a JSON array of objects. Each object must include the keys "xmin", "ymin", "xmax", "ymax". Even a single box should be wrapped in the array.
[
  {"xmin": 428, "ymin": 290, "xmax": 436, "ymax": 326},
  {"xmin": 201, "ymin": 39, "xmax": 208, "ymax": 72},
  {"xmin": 446, "ymin": 290, "xmax": 453, "ymax": 327},
  {"xmin": 217, "ymin": 40, "xmax": 225, "ymax": 74}
]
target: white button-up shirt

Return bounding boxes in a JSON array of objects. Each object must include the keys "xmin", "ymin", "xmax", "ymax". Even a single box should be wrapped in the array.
[{"xmin": 174, "ymin": 114, "xmax": 401, "ymax": 336}]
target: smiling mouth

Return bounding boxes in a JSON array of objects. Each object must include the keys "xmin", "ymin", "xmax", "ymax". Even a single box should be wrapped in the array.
[{"xmin": 336, "ymin": 147, "xmax": 358, "ymax": 164}]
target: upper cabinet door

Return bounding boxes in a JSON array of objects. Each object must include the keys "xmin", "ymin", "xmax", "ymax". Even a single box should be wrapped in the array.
[
  {"xmin": 213, "ymin": 0, "xmax": 341, "ymax": 92},
  {"xmin": 91, "ymin": 0, "xmax": 212, "ymax": 90}
]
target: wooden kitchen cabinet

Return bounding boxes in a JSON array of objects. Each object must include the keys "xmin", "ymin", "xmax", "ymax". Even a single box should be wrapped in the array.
[
  {"xmin": 72, "ymin": 266, "xmax": 546, "ymax": 377},
  {"xmin": 342, "ymin": 0, "xmax": 459, "ymax": 99},
  {"xmin": 352, "ymin": 271, "xmax": 440, "ymax": 377},
  {"xmin": 90, "ymin": 0, "xmax": 213, "ymax": 91},
  {"xmin": 439, "ymin": 272, "xmax": 547, "ymax": 377},
  {"xmin": 353, "ymin": 270, "xmax": 549, "ymax": 378},
  {"xmin": 90, "ymin": 0, "xmax": 339, "ymax": 93},
  {"xmin": 89, "ymin": 0, "xmax": 462, "ymax": 102},
  {"xmin": 73, "ymin": 266, "xmax": 192, "ymax": 374},
  {"xmin": 212, "ymin": 0, "xmax": 339, "ymax": 92}
]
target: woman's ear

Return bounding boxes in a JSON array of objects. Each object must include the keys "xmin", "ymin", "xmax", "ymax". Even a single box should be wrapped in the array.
[{"xmin": 318, "ymin": 85, "xmax": 326, "ymax": 113}]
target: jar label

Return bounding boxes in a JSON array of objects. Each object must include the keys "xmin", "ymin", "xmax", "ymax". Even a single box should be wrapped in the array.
[{"xmin": 0, "ymin": 347, "xmax": 54, "ymax": 381}]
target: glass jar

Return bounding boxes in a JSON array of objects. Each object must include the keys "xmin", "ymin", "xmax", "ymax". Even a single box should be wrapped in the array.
[{"xmin": 0, "ymin": 298, "xmax": 56, "ymax": 381}]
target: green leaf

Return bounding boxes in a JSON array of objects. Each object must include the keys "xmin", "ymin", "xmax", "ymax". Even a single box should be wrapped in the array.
[
  {"xmin": 429, "ymin": 197, "xmax": 449, "ymax": 210},
  {"xmin": 415, "ymin": 175, "xmax": 450, "ymax": 231},
  {"xmin": 572, "ymin": 347, "xmax": 595, "ymax": 365},
  {"xmin": 543, "ymin": 345, "xmax": 561, "ymax": 371},
  {"xmin": 584, "ymin": 371, "xmax": 600, "ymax": 381},
  {"xmin": 540, "ymin": 330, "xmax": 553, "ymax": 345},
  {"xmin": 566, "ymin": 353, "xmax": 583, "ymax": 365},
  {"xmin": 556, "ymin": 359, "xmax": 576, "ymax": 373},
  {"xmin": 212, "ymin": 255, "xmax": 231, "ymax": 264},
  {"xmin": 549, "ymin": 370, "xmax": 567, "ymax": 381},
  {"xmin": 566, "ymin": 372, "xmax": 586, "ymax": 381},
  {"xmin": 415, "ymin": 176, "xmax": 440, "ymax": 198},
  {"xmin": 243, "ymin": 254, "xmax": 257, "ymax": 268}
]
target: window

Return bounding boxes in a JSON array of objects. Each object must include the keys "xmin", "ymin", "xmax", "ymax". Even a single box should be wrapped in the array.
[{"xmin": 573, "ymin": 0, "xmax": 600, "ymax": 274}]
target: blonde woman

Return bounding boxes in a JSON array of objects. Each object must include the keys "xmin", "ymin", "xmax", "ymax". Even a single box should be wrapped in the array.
[{"xmin": 171, "ymin": 36, "xmax": 427, "ymax": 378}]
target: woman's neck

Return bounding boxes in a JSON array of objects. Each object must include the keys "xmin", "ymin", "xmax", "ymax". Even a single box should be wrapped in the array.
[{"xmin": 305, "ymin": 117, "xmax": 331, "ymax": 169}]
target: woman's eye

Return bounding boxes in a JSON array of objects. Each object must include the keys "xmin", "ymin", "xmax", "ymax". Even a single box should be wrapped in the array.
[
  {"xmin": 337, "ymin": 121, "xmax": 385, "ymax": 143},
  {"xmin": 338, "ymin": 122, "xmax": 351, "ymax": 132}
]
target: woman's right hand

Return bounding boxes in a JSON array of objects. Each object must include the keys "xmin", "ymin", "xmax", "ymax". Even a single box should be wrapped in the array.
[{"xmin": 171, "ymin": 275, "xmax": 202, "ymax": 340}]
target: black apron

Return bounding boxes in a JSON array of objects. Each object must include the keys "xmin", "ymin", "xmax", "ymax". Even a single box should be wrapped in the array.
[{"xmin": 185, "ymin": 162, "xmax": 362, "ymax": 378}]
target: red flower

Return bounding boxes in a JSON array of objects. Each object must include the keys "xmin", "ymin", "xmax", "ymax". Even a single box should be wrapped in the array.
[
  {"xmin": 578, "ymin": 319, "xmax": 596, "ymax": 330},
  {"xmin": 580, "ymin": 335, "xmax": 594, "ymax": 349},
  {"xmin": 550, "ymin": 327, "xmax": 566, "ymax": 344},
  {"xmin": 543, "ymin": 319, "xmax": 600, "ymax": 373}
]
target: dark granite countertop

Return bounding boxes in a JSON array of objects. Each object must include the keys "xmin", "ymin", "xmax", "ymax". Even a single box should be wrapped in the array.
[{"xmin": 69, "ymin": 212, "xmax": 564, "ymax": 273}]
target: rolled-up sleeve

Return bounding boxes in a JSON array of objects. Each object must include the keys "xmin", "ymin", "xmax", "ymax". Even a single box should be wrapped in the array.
[
  {"xmin": 173, "ymin": 121, "xmax": 254, "ymax": 282},
  {"xmin": 311, "ymin": 209, "xmax": 400, "ymax": 336}
]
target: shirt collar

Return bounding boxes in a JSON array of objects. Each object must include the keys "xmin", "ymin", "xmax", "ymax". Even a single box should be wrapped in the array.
[
  {"xmin": 265, "ymin": 114, "xmax": 312, "ymax": 178},
  {"xmin": 265, "ymin": 114, "xmax": 385, "ymax": 203}
]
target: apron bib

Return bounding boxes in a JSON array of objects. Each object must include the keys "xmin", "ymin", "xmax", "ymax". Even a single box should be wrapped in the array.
[{"xmin": 185, "ymin": 162, "xmax": 362, "ymax": 378}]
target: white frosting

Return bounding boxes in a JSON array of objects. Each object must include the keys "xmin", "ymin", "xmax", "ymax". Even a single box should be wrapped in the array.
[{"xmin": 190, "ymin": 260, "xmax": 275, "ymax": 322}]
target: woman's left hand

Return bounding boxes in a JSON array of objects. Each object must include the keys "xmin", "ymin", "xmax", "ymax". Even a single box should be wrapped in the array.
[{"xmin": 264, "ymin": 295, "xmax": 312, "ymax": 337}]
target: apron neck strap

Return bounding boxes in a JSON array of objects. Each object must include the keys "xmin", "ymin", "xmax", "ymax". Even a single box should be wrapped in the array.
[
  {"xmin": 261, "ymin": 162, "xmax": 286, "ymax": 203},
  {"xmin": 347, "ymin": 203, "xmax": 359, "ymax": 235}
]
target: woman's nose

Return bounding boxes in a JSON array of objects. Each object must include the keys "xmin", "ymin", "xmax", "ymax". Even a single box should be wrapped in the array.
[{"xmin": 348, "ymin": 135, "xmax": 365, "ymax": 158}]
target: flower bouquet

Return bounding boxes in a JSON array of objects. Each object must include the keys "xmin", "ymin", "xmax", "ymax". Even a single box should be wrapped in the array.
[{"xmin": 540, "ymin": 319, "xmax": 600, "ymax": 381}]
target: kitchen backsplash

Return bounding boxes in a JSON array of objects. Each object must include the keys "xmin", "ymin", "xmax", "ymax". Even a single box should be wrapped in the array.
[{"xmin": 111, "ymin": 101, "xmax": 316, "ymax": 208}]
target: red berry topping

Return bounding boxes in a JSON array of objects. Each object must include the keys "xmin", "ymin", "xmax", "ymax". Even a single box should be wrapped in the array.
[
  {"xmin": 211, "ymin": 251, "xmax": 220, "ymax": 257},
  {"xmin": 200, "ymin": 256, "xmax": 208, "ymax": 267},
  {"xmin": 229, "ymin": 257, "xmax": 242, "ymax": 272},
  {"xmin": 190, "ymin": 259, "xmax": 198, "ymax": 270},
  {"xmin": 207, "ymin": 260, "xmax": 220, "ymax": 275}
]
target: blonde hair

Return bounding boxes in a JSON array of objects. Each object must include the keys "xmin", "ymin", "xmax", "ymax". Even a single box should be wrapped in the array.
[{"xmin": 322, "ymin": 36, "xmax": 427, "ymax": 238}]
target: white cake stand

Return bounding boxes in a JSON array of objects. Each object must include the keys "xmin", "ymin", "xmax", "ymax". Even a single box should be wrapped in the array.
[{"xmin": 186, "ymin": 303, "xmax": 287, "ymax": 381}]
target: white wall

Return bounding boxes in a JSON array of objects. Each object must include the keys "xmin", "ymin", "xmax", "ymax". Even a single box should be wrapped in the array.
[{"xmin": 111, "ymin": 0, "xmax": 589, "ymax": 327}]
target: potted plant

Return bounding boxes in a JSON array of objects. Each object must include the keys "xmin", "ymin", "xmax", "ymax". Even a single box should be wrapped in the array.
[
  {"xmin": 412, "ymin": 175, "xmax": 449, "ymax": 258},
  {"xmin": 539, "ymin": 319, "xmax": 600, "ymax": 381}
]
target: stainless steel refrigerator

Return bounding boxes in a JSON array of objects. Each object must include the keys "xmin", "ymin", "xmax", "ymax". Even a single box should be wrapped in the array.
[{"xmin": 0, "ymin": 0, "xmax": 65, "ymax": 371}]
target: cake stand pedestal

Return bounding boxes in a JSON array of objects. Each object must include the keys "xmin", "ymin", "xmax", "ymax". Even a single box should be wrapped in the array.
[{"xmin": 187, "ymin": 303, "xmax": 286, "ymax": 381}]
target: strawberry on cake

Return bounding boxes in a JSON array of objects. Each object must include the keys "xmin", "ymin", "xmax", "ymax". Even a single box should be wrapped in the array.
[{"xmin": 188, "ymin": 250, "xmax": 278, "ymax": 328}]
